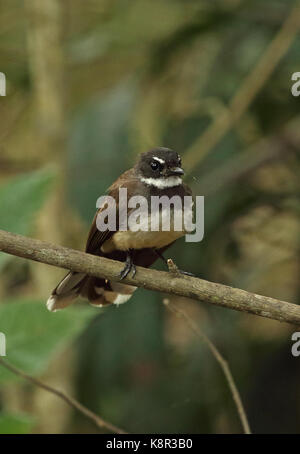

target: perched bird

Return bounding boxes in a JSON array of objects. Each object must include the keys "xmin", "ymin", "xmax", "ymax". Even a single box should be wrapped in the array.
[{"xmin": 47, "ymin": 147, "xmax": 192, "ymax": 311}]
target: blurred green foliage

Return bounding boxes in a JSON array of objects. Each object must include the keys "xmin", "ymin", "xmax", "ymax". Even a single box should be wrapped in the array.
[
  {"xmin": 0, "ymin": 169, "xmax": 55, "ymax": 270},
  {"xmin": 68, "ymin": 80, "xmax": 136, "ymax": 220},
  {"xmin": 0, "ymin": 300, "xmax": 94, "ymax": 383},
  {"xmin": 0, "ymin": 413, "xmax": 35, "ymax": 434}
]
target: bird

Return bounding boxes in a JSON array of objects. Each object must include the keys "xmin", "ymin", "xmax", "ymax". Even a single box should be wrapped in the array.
[{"xmin": 47, "ymin": 147, "xmax": 193, "ymax": 311}]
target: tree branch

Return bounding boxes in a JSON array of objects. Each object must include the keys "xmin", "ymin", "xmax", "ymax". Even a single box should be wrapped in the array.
[
  {"xmin": 184, "ymin": 1, "xmax": 300, "ymax": 172},
  {"xmin": 0, "ymin": 229, "xmax": 300, "ymax": 325},
  {"xmin": 163, "ymin": 299, "xmax": 251, "ymax": 434},
  {"xmin": 0, "ymin": 357, "xmax": 126, "ymax": 434}
]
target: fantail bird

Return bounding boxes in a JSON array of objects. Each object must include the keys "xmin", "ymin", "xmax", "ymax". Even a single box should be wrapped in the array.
[{"xmin": 47, "ymin": 147, "xmax": 192, "ymax": 311}]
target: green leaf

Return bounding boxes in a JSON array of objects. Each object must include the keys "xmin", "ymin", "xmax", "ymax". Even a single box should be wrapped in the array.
[
  {"xmin": 0, "ymin": 412, "xmax": 35, "ymax": 434},
  {"xmin": 0, "ymin": 168, "xmax": 56, "ymax": 270},
  {"xmin": 0, "ymin": 300, "xmax": 95, "ymax": 383}
]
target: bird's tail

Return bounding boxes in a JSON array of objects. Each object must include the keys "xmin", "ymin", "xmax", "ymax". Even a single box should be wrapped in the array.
[
  {"xmin": 46, "ymin": 271, "xmax": 87, "ymax": 312},
  {"xmin": 47, "ymin": 272, "xmax": 137, "ymax": 311}
]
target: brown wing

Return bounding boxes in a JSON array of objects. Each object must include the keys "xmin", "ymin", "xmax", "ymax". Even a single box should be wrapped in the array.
[
  {"xmin": 82, "ymin": 168, "xmax": 141, "ymax": 305},
  {"xmin": 85, "ymin": 207, "xmax": 113, "ymax": 255},
  {"xmin": 85, "ymin": 167, "xmax": 138, "ymax": 255}
]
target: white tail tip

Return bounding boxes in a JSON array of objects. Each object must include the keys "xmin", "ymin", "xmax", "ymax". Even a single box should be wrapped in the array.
[{"xmin": 46, "ymin": 296, "xmax": 58, "ymax": 312}]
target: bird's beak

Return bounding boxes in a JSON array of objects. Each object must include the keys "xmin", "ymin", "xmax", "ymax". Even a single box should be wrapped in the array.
[{"xmin": 166, "ymin": 167, "xmax": 184, "ymax": 177}]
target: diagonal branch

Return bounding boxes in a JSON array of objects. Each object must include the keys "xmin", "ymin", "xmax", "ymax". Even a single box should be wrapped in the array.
[
  {"xmin": 184, "ymin": 1, "xmax": 300, "ymax": 172},
  {"xmin": 0, "ymin": 357, "xmax": 127, "ymax": 434},
  {"xmin": 163, "ymin": 299, "xmax": 251, "ymax": 434},
  {"xmin": 0, "ymin": 229, "xmax": 300, "ymax": 325}
]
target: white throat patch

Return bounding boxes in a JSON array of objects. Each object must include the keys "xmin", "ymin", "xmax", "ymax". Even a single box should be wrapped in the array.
[{"xmin": 140, "ymin": 176, "xmax": 182, "ymax": 189}]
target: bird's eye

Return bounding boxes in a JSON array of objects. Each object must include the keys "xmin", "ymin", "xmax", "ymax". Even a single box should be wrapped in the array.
[{"xmin": 151, "ymin": 161, "xmax": 159, "ymax": 170}]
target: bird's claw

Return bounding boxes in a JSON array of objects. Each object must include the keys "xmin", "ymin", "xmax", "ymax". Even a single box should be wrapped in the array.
[
  {"xmin": 178, "ymin": 269, "xmax": 196, "ymax": 277},
  {"xmin": 119, "ymin": 253, "xmax": 136, "ymax": 280}
]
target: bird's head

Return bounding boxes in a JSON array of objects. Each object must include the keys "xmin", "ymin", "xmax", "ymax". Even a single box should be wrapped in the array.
[{"xmin": 136, "ymin": 147, "xmax": 184, "ymax": 188}]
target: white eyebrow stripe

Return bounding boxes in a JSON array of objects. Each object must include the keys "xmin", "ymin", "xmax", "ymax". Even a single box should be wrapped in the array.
[{"xmin": 153, "ymin": 157, "xmax": 165, "ymax": 164}]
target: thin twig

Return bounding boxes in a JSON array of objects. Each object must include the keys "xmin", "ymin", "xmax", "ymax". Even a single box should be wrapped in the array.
[
  {"xmin": 163, "ymin": 299, "xmax": 251, "ymax": 434},
  {"xmin": 184, "ymin": 1, "xmax": 300, "ymax": 172},
  {"xmin": 167, "ymin": 258, "xmax": 181, "ymax": 277},
  {"xmin": 0, "ymin": 229, "xmax": 300, "ymax": 325},
  {"xmin": 0, "ymin": 357, "xmax": 127, "ymax": 434}
]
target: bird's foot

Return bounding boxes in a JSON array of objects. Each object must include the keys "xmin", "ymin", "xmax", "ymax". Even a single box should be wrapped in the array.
[{"xmin": 119, "ymin": 251, "xmax": 136, "ymax": 280}]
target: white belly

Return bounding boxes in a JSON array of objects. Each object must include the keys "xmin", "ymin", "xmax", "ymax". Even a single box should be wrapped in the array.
[
  {"xmin": 110, "ymin": 228, "xmax": 184, "ymax": 251},
  {"xmin": 101, "ymin": 209, "xmax": 186, "ymax": 252}
]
